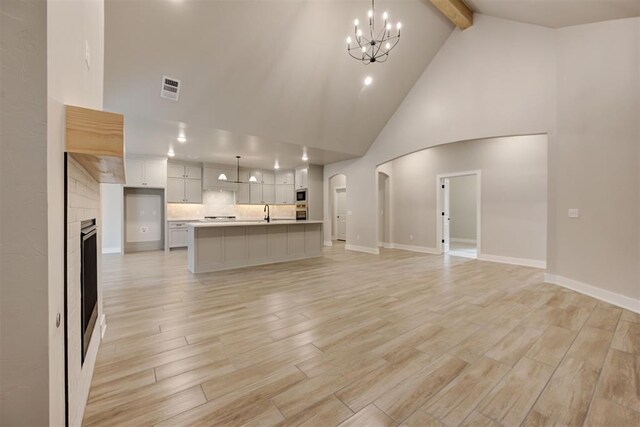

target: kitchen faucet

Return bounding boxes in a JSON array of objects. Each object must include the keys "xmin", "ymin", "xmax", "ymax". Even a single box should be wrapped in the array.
[{"xmin": 264, "ymin": 204, "xmax": 270, "ymax": 223}]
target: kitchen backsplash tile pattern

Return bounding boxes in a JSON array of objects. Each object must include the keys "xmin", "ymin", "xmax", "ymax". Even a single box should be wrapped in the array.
[{"xmin": 167, "ymin": 190, "xmax": 295, "ymax": 220}]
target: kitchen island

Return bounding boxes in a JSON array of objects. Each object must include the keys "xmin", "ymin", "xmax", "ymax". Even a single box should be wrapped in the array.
[{"xmin": 187, "ymin": 220, "xmax": 323, "ymax": 273}]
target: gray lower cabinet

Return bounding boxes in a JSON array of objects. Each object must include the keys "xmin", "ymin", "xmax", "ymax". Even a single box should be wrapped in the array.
[{"xmin": 168, "ymin": 222, "xmax": 189, "ymax": 248}]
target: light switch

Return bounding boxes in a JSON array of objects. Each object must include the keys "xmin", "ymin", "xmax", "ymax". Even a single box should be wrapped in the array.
[{"xmin": 568, "ymin": 208, "xmax": 580, "ymax": 218}]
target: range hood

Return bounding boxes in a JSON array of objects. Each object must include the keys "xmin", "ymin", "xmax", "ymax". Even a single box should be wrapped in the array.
[{"xmin": 65, "ymin": 105, "xmax": 126, "ymax": 184}]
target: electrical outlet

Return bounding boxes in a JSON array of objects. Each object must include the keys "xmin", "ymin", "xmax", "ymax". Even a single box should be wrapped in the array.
[
  {"xmin": 409, "ymin": 234, "xmax": 414, "ymax": 240},
  {"xmin": 568, "ymin": 208, "xmax": 580, "ymax": 218},
  {"xmin": 84, "ymin": 40, "xmax": 91, "ymax": 69}
]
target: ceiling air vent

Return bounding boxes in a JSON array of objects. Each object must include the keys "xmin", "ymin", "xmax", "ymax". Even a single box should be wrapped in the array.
[{"xmin": 160, "ymin": 76, "xmax": 181, "ymax": 101}]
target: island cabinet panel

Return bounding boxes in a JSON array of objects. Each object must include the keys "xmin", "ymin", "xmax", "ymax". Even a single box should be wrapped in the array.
[
  {"xmin": 267, "ymin": 225, "xmax": 288, "ymax": 257},
  {"xmin": 194, "ymin": 228, "xmax": 223, "ymax": 269},
  {"xmin": 288, "ymin": 226, "xmax": 306, "ymax": 254},
  {"xmin": 224, "ymin": 228, "xmax": 247, "ymax": 262},
  {"xmin": 188, "ymin": 222, "xmax": 323, "ymax": 273},
  {"xmin": 305, "ymin": 224, "xmax": 322, "ymax": 252},
  {"xmin": 247, "ymin": 227, "xmax": 268, "ymax": 259}
]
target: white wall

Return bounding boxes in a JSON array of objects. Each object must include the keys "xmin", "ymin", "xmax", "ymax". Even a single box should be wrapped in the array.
[
  {"xmin": 550, "ymin": 18, "xmax": 640, "ymax": 302},
  {"xmin": 101, "ymin": 184, "xmax": 123, "ymax": 253},
  {"xmin": 449, "ymin": 175, "xmax": 477, "ymax": 242},
  {"xmin": 1, "ymin": 1, "xmax": 50, "ymax": 425},
  {"xmin": 324, "ymin": 15, "xmax": 555, "ymax": 250},
  {"xmin": 48, "ymin": 0, "xmax": 105, "ymax": 424},
  {"xmin": 324, "ymin": 15, "xmax": 640, "ymax": 307},
  {"xmin": 385, "ymin": 135, "xmax": 547, "ymax": 263}
]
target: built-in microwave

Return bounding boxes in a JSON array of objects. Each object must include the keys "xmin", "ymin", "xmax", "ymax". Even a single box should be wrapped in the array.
[{"xmin": 296, "ymin": 189, "xmax": 307, "ymax": 202}]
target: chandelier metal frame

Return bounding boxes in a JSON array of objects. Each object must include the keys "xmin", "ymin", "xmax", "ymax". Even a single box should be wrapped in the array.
[{"xmin": 347, "ymin": 0, "xmax": 402, "ymax": 64}]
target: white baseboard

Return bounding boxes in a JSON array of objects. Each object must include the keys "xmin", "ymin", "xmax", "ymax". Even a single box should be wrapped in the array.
[
  {"xmin": 385, "ymin": 243, "xmax": 440, "ymax": 255},
  {"xmin": 544, "ymin": 274, "xmax": 640, "ymax": 314},
  {"xmin": 345, "ymin": 244, "xmax": 380, "ymax": 255},
  {"xmin": 383, "ymin": 243, "xmax": 393, "ymax": 249},
  {"xmin": 102, "ymin": 247, "xmax": 121, "ymax": 254},
  {"xmin": 323, "ymin": 240, "xmax": 333, "ymax": 247},
  {"xmin": 450, "ymin": 238, "xmax": 477, "ymax": 244},
  {"xmin": 100, "ymin": 313, "xmax": 107, "ymax": 339},
  {"xmin": 478, "ymin": 253, "xmax": 546, "ymax": 269}
]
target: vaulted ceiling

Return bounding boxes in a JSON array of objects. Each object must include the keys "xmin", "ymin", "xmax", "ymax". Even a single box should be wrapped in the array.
[
  {"xmin": 104, "ymin": 0, "xmax": 453, "ymax": 169},
  {"xmin": 104, "ymin": 0, "xmax": 640, "ymax": 169}
]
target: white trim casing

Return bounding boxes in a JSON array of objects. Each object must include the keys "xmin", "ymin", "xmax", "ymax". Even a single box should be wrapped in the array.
[
  {"xmin": 100, "ymin": 313, "xmax": 107, "ymax": 339},
  {"xmin": 436, "ymin": 170, "xmax": 482, "ymax": 256},
  {"xmin": 344, "ymin": 244, "xmax": 380, "ymax": 255},
  {"xmin": 102, "ymin": 247, "xmax": 121, "ymax": 254},
  {"xmin": 478, "ymin": 253, "xmax": 546, "ymax": 269},
  {"xmin": 544, "ymin": 274, "xmax": 640, "ymax": 314},
  {"xmin": 385, "ymin": 243, "xmax": 440, "ymax": 255}
]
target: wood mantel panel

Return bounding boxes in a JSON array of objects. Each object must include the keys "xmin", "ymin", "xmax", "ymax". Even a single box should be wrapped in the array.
[{"xmin": 65, "ymin": 105, "xmax": 126, "ymax": 183}]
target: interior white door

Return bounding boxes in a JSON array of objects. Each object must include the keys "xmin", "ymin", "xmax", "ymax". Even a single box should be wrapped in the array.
[
  {"xmin": 336, "ymin": 188, "xmax": 347, "ymax": 241},
  {"xmin": 443, "ymin": 178, "xmax": 450, "ymax": 252}
]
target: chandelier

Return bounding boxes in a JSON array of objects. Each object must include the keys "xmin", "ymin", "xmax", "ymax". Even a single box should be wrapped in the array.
[{"xmin": 347, "ymin": 0, "xmax": 402, "ymax": 64}]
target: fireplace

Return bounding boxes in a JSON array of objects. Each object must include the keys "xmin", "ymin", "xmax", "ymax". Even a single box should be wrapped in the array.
[{"xmin": 80, "ymin": 219, "xmax": 98, "ymax": 364}]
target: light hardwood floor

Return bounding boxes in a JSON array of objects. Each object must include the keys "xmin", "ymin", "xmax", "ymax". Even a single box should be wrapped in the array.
[{"xmin": 84, "ymin": 243, "xmax": 640, "ymax": 426}]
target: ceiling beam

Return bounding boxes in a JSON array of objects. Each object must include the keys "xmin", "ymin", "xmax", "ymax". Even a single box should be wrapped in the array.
[{"xmin": 429, "ymin": 0, "xmax": 473, "ymax": 30}]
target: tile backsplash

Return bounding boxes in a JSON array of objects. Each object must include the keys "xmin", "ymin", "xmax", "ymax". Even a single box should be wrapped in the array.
[{"xmin": 167, "ymin": 190, "xmax": 295, "ymax": 220}]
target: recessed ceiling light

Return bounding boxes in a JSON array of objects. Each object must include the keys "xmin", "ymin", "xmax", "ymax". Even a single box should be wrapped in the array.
[
  {"xmin": 302, "ymin": 154, "xmax": 309, "ymax": 162},
  {"xmin": 364, "ymin": 76, "xmax": 373, "ymax": 86},
  {"xmin": 177, "ymin": 135, "xmax": 186, "ymax": 143},
  {"xmin": 167, "ymin": 149, "xmax": 175, "ymax": 157}
]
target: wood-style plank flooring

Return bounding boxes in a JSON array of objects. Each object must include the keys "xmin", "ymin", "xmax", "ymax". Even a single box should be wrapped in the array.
[{"xmin": 84, "ymin": 243, "xmax": 640, "ymax": 426}]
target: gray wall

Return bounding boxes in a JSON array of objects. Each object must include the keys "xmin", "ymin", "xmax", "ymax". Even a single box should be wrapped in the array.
[
  {"xmin": 449, "ymin": 175, "xmax": 477, "ymax": 242},
  {"xmin": 1, "ymin": 1, "xmax": 50, "ymax": 424},
  {"xmin": 324, "ymin": 15, "xmax": 639, "ymax": 305},
  {"xmin": 552, "ymin": 18, "xmax": 640, "ymax": 299},
  {"xmin": 387, "ymin": 135, "xmax": 547, "ymax": 263}
]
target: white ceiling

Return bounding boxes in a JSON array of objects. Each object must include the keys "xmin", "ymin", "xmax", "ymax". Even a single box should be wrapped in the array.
[
  {"xmin": 105, "ymin": 0, "xmax": 640, "ymax": 169},
  {"xmin": 104, "ymin": 0, "xmax": 453, "ymax": 169},
  {"xmin": 467, "ymin": 0, "xmax": 640, "ymax": 28}
]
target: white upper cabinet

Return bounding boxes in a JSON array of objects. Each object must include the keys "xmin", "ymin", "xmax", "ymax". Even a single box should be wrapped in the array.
[
  {"xmin": 276, "ymin": 171, "xmax": 294, "ymax": 185},
  {"xmin": 126, "ymin": 158, "xmax": 144, "ymax": 185},
  {"xmin": 262, "ymin": 171, "xmax": 275, "ymax": 185},
  {"xmin": 125, "ymin": 157, "xmax": 166, "ymax": 188},
  {"xmin": 167, "ymin": 163, "xmax": 185, "ymax": 179},
  {"xmin": 185, "ymin": 165, "xmax": 201, "ymax": 180},
  {"xmin": 143, "ymin": 160, "xmax": 167, "ymax": 187},
  {"xmin": 236, "ymin": 183, "xmax": 250, "ymax": 204},
  {"xmin": 167, "ymin": 178, "xmax": 185, "ymax": 203},
  {"xmin": 275, "ymin": 184, "xmax": 294, "ymax": 204},
  {"xmin": 263, "ymin": 184, "xmax": 275, "ymax": 204},
  {"xmin": 295, "ymin": 166, "xmax": 308, "ymax": 189},
  {"xmin": 185, "ymin": 178, "xmax": 202, "ymax": 203},
  {"xmin": 249, "ymin": 183, "xmax": 263, "ymax": 204},
  {"xmin": 167, "ymin": 162, "xmax": 202, "ymax": 203}
]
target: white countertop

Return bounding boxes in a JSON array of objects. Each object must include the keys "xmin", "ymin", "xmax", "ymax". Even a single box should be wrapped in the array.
[{"xmin": 187, "ymin": 220, "xmax": 323, "ymax": 228}]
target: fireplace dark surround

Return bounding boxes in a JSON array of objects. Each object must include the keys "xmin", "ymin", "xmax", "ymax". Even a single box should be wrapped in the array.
[{"xmin": 80, "ymin": 219, "xmax": 98, "ymax": 364}]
